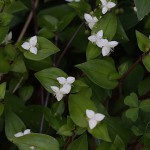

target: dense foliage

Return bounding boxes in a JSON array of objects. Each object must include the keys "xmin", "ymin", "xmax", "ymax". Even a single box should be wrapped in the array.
[{"xmin": 0, "ymin": 0, "xmax": 150, "ymax": 149}]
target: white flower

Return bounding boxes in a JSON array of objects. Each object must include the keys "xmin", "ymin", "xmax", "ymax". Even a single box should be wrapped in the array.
[
  {"xmin": 2, "ymin": 31, "xmax": 12, "ymax": 45},
  {"xmin": 88, "ymin": 30, "xmax": 103, "ymax": 46},
  {"xmin": 97, "ymin": 39, "xmax": 118, "ymax": 56},
  {"xmin": 65, "ymin": 0, "xmax": 80, "ymax": 2},
  {"xmin": 100, "ymin": 0, "xmax": 116, "ymax": 14},
  {"xmin": 57, "ymin": 77, "xmax": 75, "ymax": 94},
  {"xmin": 84, "ymin": 13, "xmax": 98, "ymax": 29},
  {"xmin": 14, "ymin": 129, "xmax": 31, "ymax": 137},
  {"xmin": 133, "ymin": 7, "xmax": 137, "ymax": 12},
  {"xmin": 51, "ymin": 86, "xmax": 67, "ymax": 101},
  {"xmin": 21, "ymin": 36, "xmax": 38, "ymax": 55},
  {"xmin": 30, "ymin": 146, "xmax": 35, "ymax": 150},
  {"xmin": 86, "ymin": 109, "xmax": 105, "ymax": 129}
]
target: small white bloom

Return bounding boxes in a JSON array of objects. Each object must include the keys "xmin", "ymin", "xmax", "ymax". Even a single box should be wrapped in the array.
[
  {"xmin": 133, "ymin": 7, "xmax": 137, "ymax": 12},
  {"xmin": 14, "ymin": 129, "xmax": 31, "ymax": 137},
  {"xmin": 30, "ymin": 146, "xmax": 34, "ymax": 150},
  {"xmin": 51, "ymin": 86, "xmax": 66, "ymax": 101},
  {"xmin": 57, "ymin": 76, "xmax": 75, "ymax": 94},
  {"xmin": 21, "ymin": 36, "xmax": 38, "ymax": 55},
  {"xmin": 65, "ymin": 0, "xmax": 80, "ymax": 2},
  {"xmin": 100, "ymin": 0, "xmax": 116, "ymax": 14},
  {"xmin": 2, "ymin": 32, "xmax": 12, "ymax": 45},
  {"xmin": 97, "ymin": 39, "xmax": 118, "ymax": 56},
  {"xmin": 84, "ymin": 13, "xmax": 98, "ymax": 29},
  {"xmin": 86, "ymin": 109, "xmax": 105, "ymax": 129},
  {"xmin": 88, "ymin": 30, "xmax": 103, "ymax": 46}
]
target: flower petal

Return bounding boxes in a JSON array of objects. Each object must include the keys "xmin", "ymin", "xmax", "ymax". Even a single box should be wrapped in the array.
[
  {"xmin": 109, "ymin": 41, "xmax": 118, "ymax": 48},
  {"xmin": 86, "ymin": 109, "xmax": 95, "ymax": 119},
  {"xmin": 84, "ymin": 13, "xmax": 93, "ymax": 22},
  {"xmin": 14, "ymin": 132, "xmax": 23, "ymax": 137},
  {"xmin": 29, "ymin": 36, "xmax": 37, "ymax": 47},
  {"xmin": 89, "ymin": 119, "xmax": 97, "ymax": 129},
  {"xmin": 51, "ymin": 86, "xmax": 59, "ymax": 93},
  {"xmin": 102, "ymin": 46, "xmax": 111, "ymax": 56},
  {"xmin": 30, "ymin": 46, "xmax": 37, "ymax": 55},
  {"xmin": 67, "ymin": 77, "xmax": 75, "ymax": 84},
  {"xmin": 95, "ymin": 113, "xmax": 105, "ymax": 122},
  {"xmin": 21, "ymin": 42, "xmax": 30, "ymax": 50},
  {"xmin": 97, "ymin": 30, "xmax": 103, "ymax": 39},
  {"xmin": 57, "ymin": 77, "xmax": 66, "ymax": 84},
  {"xmin": 102, "ymin": 7, "xmax": 108, "ymax": 14},
  {"xmin": 88, "ymin": 22, "xmax": 95, "ymax": 29},
  {"xmin": 8, "ymin": 32, "xmax": 12, "ymax": 41},
  {"xmin": 61, "ymin": 84, "xmax": 71, "ymax": 94},
  {"xmin": 88, "ymin": 35, "xmax": 97, "ymax": 43},
  {"xmin": 24, "ymin": 129, "xmax": 31, "ymax": 135},
  {"xmin": 107, "ymin": 2, "xmax": 116, "ymax": 9},
  {"xmin": 100, "ymin": 0, "xmax": 107, "ymax": 5},
  {"xmin": 56, "ymin": 92, "xmax": 64, "ymax": 101}
]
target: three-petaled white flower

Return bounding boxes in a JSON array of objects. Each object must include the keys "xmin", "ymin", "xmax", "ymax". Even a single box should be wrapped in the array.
[
  {"xmin": 84, "ymin": 13, "xmax": 98, "ymax": 29},
  {"xmin": 100, "ymin": 0, "xmax": 116, "ymax": 14},
  {"xmin": 14, "ymin": 129, "xmax": 31, "ymax": 137},
  {"xmin": 97, "ymin": 39, "xmax": 118, "ymax": 56},
  {"xmin": 51, "ymin": 86, "xmax": 67, "ymax": 101},
  {"xmin": 88, "ymin": 30, "xmax": 103, "ymax": 46},
  {"xmin": 57, "ymin": 77, "xmax": 75, "ymax": 94},
  {"xmin": 2, "ymin": 31, "xmax": 12, "ymax": 45},
  {"xmin": 51, "ymin": 76, "xmax": 75, "ymax": 101},
  {"xmin": 21, "ymin": 36, "xmax": 38, "ymax": 55},
  {"xmin": 86, "ymin": 109, "xmax": 105, "ymax": 129},
  {"xmin": 30, "ymin": 146, "xmax": 35, "ymax": 150},
  {"xmin": 65, "ymin": 0, "xmax": 80, "ymax": 2}
]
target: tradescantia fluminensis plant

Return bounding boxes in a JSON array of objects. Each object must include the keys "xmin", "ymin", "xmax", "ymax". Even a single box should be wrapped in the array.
[{"xmin": 0, "ymin": 0, "xmax": 150, "ymax": 149}]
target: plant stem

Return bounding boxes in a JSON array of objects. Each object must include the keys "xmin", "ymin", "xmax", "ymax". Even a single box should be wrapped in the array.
[
  {"xmin": 39, "ymin": 92, "xmax": 50, "ymax": 133},
  {"xmin": 119, "ymin": 50, "xmax": 150, "ymax": 82},
  {"xmin": 17, "ymin": 0, "xmax": 39, "ymax": 42},
  {"xmin": 12, "ymin": 77, "xmax": 24, "ymax": 93},
  {"xmin": 56, "ymin": 22, "xmax": 84, "ymax": 67}
]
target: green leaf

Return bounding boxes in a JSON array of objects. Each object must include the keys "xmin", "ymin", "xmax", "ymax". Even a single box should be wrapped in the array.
[
  {"xmin": 76, "ymin": 58, "xmax": 119, "ymax": 89},
  {"xmin": 136, "ymin": 31, "xmax": 150, "ymax": 52},
  {"xmin": 0, "ymin": 103, "xmax": 4, "ymax": 116},
  {"xmin": 57, "ymin": 117, "xmax": 74, "ymax": 136},
  {"xmin": 114, "ymin": 135, "xmax": 125, "ymax": 150},
  {"xmin": 86, "ymin": 42, "xmax": 100, "ymax": 61},
  {"xmin": 13, "ymin": 133, "xmax": 59, "ymax": 150},
  {"xmin": 10, "ymin": 56, "xmax": 27, "ymax": 73},
  {"xmin": 139, "ymin": 99, "xmax": 150, "ymax": 112},
  {"xmin": 68, "ymin": 92, "xmax": 96, "ymax": 128},
  {"xmin": 134, "ymin": 0, "xmax": 150, "ymax": 20},
  {"xmin": 96, "ymin": 142, "xmax": 116, "ymax": 150},
  {"xmin": 23, "ymin": 37, "xmax": 60, "ymax": 61},
  {"xmin": 142, "ymin": 54, "xmax": 150, "ymax": 72},
  {"xmin": 0, "ymin": 53, "xmax": 10, "ymax": 73},
  {"xmin": 93, "ymin": 12, "xmax": 117, "ymax": 40},
  {"xmin": 18, "ymin": 85, "xmax": 34, "ymax": 102},
  {"xmin": 67, "ymin": 134, "xmax": 88, "ymax": 150},
  {"xmin": 71, "ymin": 80, "xmax": 89, "ymax": 93},
  {"xmin": 5, "ymin": 111, "xmax": 26, "ymax": 140},
  {"xmin": 38, "ymin": 4, "xmax": 76, "ymax": 32},
  {"xmin": 125, "ymin": 108, "xmax": 139, "ymax": 122},
  {"xmin": 0, "ymin": 12, "xmax": 13, "ymax": 26},
  {"xmin": 88, "ymin": 122, "xmax": 111, "ymax": 142},
  {"xmin": 5, "ymin": 1, "xmax": 28, "ymax": 14},
  {"xmin": 138, "ymin": 77, "xmax": 150, "ymax": 96},
  {"xmin": 0, "ymin": 82, "xmax": 6, "ymax": 99},
  {"xmin": 35, "ymin": 67, "xmax": 67, "ymax": 93},
  {"xmin": 44, "ymin": 108, "xmax": 65, "ymax": 131},
  {"xmin": 0, "ymin": 26, "xmax": 9, "ymax": 43},
  {"xmin": 124, "ymin": 93, "xmax": 139, "ymax": 107},
  {"xmin": 114, "ymin": 18, "xmax": 129, "ymax": 42}
]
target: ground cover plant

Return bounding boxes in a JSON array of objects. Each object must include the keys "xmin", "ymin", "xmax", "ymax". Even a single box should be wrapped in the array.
[{"xmin": 0, "ymin": 0, "xmax": 150, "ymax": 149}]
